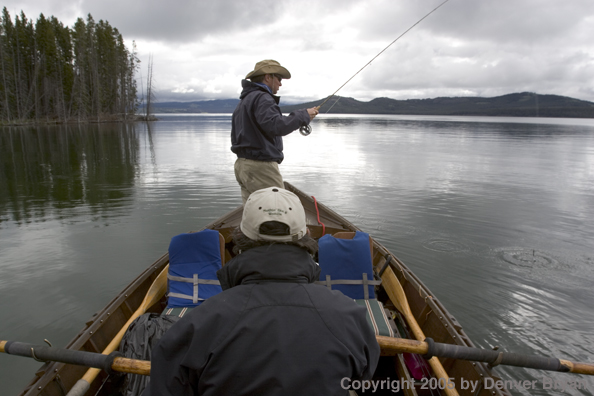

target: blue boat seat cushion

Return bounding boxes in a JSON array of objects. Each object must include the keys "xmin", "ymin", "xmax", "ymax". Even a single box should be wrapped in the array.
[
  {"xmin": 167, "ymin": 229, "xmax": 223, "ymax": 308},
  {"xmin": 317, "ymin": 231, "xmax": 380, "ymax": 300}
]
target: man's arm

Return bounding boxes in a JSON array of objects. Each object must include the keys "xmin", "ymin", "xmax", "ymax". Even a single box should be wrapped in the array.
[
  {"xmin": 356, "ymin": 326, "xmax": 381, "ymax": 381},
  {"xmin": 146, "ymin": 319, "xmax": 197, "ymax": 396},
  {"xmin": 253, "ymin": 94, "xmax": 316, "ymax": 137}
]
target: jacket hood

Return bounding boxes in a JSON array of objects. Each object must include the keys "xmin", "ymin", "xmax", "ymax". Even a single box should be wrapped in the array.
[
  {"xmin": 239, "ymin": 79, "xmax": 280, "ymax": 104},
  {"xmin": 217, "ymin": 244, "xmax": 320, "ymax": 290}
]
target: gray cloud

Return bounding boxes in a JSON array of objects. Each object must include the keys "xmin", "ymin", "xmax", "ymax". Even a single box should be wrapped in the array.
[
  {"xmin": 3, "ymin": 0, "xmax": 594, "ymax": 103},
  {"xmin": 77, "ymin": 0, "xmax": 284, "ymax": 42},
  {"xmin": 359, "ymin": 0, "xmax": 594, "ymax": 45},
  {"xmin": 74, "ymin": 0, "xmax": 362, "ymax": 43},
  {"xmin": 328, "ymin": 0, "xmax": 594, "ymax": 101}
]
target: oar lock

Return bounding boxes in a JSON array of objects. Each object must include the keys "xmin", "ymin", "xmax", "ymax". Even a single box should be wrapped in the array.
[
  {"xmin": 489, "ymin": 351, "xmax": 505, "ymax": 369},
  {"xmin": 31, "ymin": 348, "xmax": 45, "ymax": 362},
  {"xmin": 488, "ymin": 345, "xmax": 504, "ymax": 368},
  {"xmin": 422, "ymin": 337, "xmax": 436, "ymax": 360},
  {"xmin": 31, "ymin": 339, "xmax": 54, "ymax": 362}
]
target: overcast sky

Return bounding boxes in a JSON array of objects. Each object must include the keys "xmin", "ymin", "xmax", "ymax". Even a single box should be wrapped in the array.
[{"xmin": 5, "ymin": 0, "xmax": 594, "ymax": 104}]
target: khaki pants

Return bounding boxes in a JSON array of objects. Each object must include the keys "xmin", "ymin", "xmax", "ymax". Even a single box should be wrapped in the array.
[{"xmin": 234, "ymin": 158, "xmax": 284, "ymax": 204}]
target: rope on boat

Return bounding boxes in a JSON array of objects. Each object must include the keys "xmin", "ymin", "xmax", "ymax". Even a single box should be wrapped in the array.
[
  {"xmin": 312, "ymin": 196, "xmax": 326, "ymax": 236},
  {"xmin": 378, "ymin": 254, "xmax": 392, "ymax": 278}
]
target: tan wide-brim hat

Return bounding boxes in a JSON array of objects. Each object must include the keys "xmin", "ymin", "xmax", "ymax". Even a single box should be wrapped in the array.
[{"xmin": 245, "ymin": 59, "xmax": 292, "ymax": 79}]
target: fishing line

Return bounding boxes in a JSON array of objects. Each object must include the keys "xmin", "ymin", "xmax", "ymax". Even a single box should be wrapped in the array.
[{"xmin": 299, "ymin": 0, "xmax": 451, "ymax": 136}]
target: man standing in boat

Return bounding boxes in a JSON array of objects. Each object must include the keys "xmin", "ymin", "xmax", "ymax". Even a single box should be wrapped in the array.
[
  {"xmin": 231, "ymin": 60, "xmax": 319, "ymax": 204},
  {"xmin": 147, "ymin": 187, "xmax": 379, "ymax": 395}
]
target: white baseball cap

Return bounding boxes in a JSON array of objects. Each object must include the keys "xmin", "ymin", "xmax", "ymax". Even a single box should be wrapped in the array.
[{"xmin": 240, "ymin": 187, "xmax": 307, "ymax": 242}]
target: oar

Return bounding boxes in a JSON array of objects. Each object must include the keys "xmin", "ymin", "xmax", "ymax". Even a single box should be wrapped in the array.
[
  {"xmin": 376, "ymin": 336, "xmax": 594, "ymax": 376},
  {"xmin": 4, "ymin": 337, "xmax": 593, "ymax": 379},
  {"xmin": 65, "ymin": 265, "xmax": 169, "ymax": 396},
  {"xmin": 380, "ymin": 260, "xmax": 460, "ymax": 396},
  {"xmin": 1, "ymin": 340, "xmax": 150, "ymax": 375}
]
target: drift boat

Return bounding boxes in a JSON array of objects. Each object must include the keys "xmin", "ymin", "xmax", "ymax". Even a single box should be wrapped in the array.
[{"xmin": 18, "ymin": 182, "xmax": 510, "ymax": 396}]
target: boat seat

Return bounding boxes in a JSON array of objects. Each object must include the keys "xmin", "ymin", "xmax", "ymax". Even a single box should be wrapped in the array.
[
  {"xmin": 162, "ymin": 307, "xmax": 194, "ymax": 318},
  {"xmin": 316, "ymin": 231, "xmax": 394, "ymax": 337},
  {"xmin": 166, "ymin": 229, "xmax": 225, "ymax": 308},
  {"xmin": 317, "ymin": 231, "xmax": 379, "ymax": 300}
]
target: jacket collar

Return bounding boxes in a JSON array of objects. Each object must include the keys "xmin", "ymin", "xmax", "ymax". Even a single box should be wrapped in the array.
[
  {"xmin": 217, "ymin": 244, "xmax": 320, "ymax": 290},
  {"xmin": 240, "ymin": 79, "xmax": 280, "ymax": 104},
  {"xmin": 253, "ymin": 82, "xmax": 272, "ymax": 94}
]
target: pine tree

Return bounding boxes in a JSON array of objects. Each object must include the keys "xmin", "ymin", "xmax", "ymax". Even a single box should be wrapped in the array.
[
  {"xmin": 71, "ymin": 17, "xmax": 90, "ymax": 121},
  {"xmin": 0, "ymin": 10, "xmax": 139, "ymax": 123},
  {"xmin": 0, "ymin": 9, "xmax": 13, "ymax": 121}
]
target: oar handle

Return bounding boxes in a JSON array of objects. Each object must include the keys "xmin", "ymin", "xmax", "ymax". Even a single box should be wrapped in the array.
[
  {"xmin": 560, "ymin": 360, "xmax": 594, "ymax": 376},
  {"xmin": 112, "ymin": 356, "xmax": 151, "ymax": 375},
  {"xmin": 1, "ymin": 340, "xmax": 149, "ymax": 375},
  {"xmin": 376, "ymin": 336, "xmax": 594, "ymax": 376}
]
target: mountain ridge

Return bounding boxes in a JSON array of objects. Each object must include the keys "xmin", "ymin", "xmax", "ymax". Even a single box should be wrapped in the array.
[{"xmin": 152, "ymin": 92, "xmax": 594, "ymax": 118}]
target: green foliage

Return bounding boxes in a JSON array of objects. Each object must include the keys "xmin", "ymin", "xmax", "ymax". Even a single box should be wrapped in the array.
[{"xmin": 0, "ymin": 8, "xmax": 138, "ymax": 123}]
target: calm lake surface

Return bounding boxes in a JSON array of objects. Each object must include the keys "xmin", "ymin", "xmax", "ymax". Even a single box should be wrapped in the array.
[{"xmin": 1, "ymin": 114, "xmax": 594, "ymax": 395}]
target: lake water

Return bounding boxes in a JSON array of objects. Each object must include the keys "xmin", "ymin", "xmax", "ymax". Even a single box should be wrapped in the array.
[{"xmin": 1, "ymin": 114, "xmax": 594, "ymax": 395}]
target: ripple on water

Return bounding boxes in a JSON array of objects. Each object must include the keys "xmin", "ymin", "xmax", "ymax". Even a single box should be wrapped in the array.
[
  {"xmin": 496, "ymin": 247, "xmax": 560, "ymax": 269},
  {"xmin": 422, "ymin": 238, "xmax": 469, "ymax": 253}
]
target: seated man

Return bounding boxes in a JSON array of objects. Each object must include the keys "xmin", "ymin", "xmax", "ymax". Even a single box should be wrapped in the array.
[{"xmin": 147, "ymin": 187, "xmax": 379, "ymax": 396}]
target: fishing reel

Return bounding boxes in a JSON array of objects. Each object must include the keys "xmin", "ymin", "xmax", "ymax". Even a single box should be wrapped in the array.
[{"xmin": 299, "ymin": 125, "xmax": 312, "ymax": 136}]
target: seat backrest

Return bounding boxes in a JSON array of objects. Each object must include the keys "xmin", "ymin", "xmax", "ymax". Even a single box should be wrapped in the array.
[
  {"xmin": 317, "ymin": 231, "xmax": 378, "ymax": 299},
  {"xmin": 167, "ymin": 229, "xmax": 224, "ymax": 308}
]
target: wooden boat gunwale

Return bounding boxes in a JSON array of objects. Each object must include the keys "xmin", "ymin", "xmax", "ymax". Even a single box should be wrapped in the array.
[{"xmin": 19, "ymin": 182, "xmax": 510, "ymax": 396}]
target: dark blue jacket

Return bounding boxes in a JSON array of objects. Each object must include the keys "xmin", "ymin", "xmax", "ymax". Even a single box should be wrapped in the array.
[
  {"xmin": 231, "ymin": 80, "xmax": 310, "ymax": 164},
  {"xmin": 147, "ymin": 244, "xmax": 379, "ymax": 396}
]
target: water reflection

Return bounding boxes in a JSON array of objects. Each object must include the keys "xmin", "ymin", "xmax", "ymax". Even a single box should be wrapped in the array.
[
  {"xmin": 1, "ymin": 114, "xmax": 594, "ymax": 395},
  {"xmin": 315, "ymin": 117, "xmax": 362, "ymax": 129},
  {"xmin": 0, "ymin": 123, "xmax": 141, "ymax": 225}
]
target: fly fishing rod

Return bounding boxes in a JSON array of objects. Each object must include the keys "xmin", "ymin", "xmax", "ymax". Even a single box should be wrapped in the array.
[{"xmin": 299, "ymin": 0, "xmax": 451, "ymax": 136}]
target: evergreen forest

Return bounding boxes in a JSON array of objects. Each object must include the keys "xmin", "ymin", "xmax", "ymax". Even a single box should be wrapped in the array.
[{"xmin": 0, "ymin": 8, "xmax": 139, "ymax": 124}]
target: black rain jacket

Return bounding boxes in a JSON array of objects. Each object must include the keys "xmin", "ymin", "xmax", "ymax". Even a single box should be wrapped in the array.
[
  {"xmin": 146, "ymin": 244, "xmax": 380, "ymax": 396},
  {"xmin": 231, "ymin": 80, "xmax": 310, "ymax": 164}
]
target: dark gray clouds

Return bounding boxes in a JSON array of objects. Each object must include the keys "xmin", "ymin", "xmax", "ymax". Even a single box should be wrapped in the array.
[
  {"xmin": 6, "ymin": 0, "xmax": 594, "ymax": 103},
  {"xmin": 79, "ymin": 0, "xmax": 286, "ymax": 42}
]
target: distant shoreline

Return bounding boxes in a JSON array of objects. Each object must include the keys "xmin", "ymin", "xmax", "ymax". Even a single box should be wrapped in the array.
[
  {"xmin": 151, "ymin": 92, "xmax": 594, "ymax": 119},
  {"xmin": 0, "ymin": 115, "xmax": 158, "ymax": 127}
]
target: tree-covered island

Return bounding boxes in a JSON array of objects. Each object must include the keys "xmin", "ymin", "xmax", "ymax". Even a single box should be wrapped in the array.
[{"xmin": 0, "ymin": 8, "xmax": 141, "ymax": 125}]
